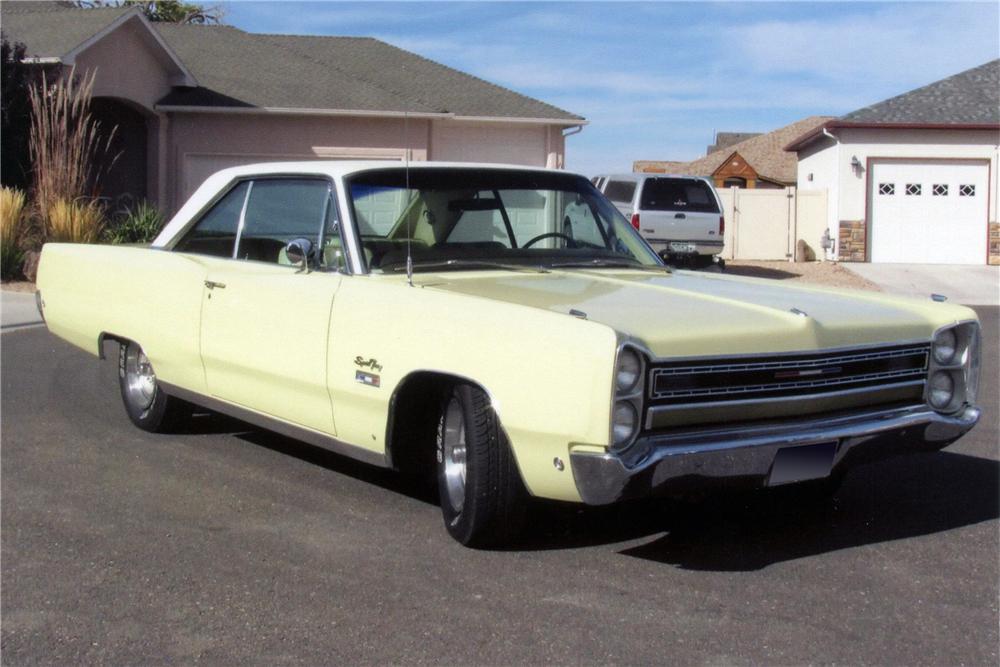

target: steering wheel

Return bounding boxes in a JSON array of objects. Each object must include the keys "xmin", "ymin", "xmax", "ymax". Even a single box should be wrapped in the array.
[{"xmin": 522, "ymin": 232, "xmax": 575, "ymax": 248}]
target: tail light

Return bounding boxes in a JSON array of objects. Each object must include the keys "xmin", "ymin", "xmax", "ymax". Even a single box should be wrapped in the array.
[
  {"xmin": 630, "ymin": 213, "xmax": 640, "ymax": 230},
  {"xmin": 719, "ymin": 215, "xmax": 725, "ymax": 236}
]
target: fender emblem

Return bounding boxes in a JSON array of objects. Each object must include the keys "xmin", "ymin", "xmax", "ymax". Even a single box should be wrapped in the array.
[{"xmin": 354, "ymin": 356, "xmax": 383, "ymax": 373}]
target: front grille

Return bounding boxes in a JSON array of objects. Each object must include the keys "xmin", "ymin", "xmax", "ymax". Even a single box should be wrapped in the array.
[{"xmin": 649, "ymin": 343, "xmax": 929, "ymax": 406}]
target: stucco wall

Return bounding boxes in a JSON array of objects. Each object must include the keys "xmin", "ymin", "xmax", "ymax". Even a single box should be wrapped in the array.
[
  {"xmin": 796, "ymin": 135, "xmax": 839, "ymax": 256},
  {"xmin": 166, "ymin": 113, "xmax": 431, "ymax": 209},
  {"xmin": 73, "ymin": 17, "xmax": 175, "ymax": 113},
  {"xmin": 430, "ymin": 121, "xmax": 564, "ymax": 168},
  {"xmin": 167, "ymin": 113, "xmax": 567, "ymax": 212}
]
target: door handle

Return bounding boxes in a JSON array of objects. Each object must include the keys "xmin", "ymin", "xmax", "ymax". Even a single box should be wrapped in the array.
[
  {"xmin": 674, "ymin": 213, "xmax": 686, "ymax": 219},
  {"xmin": 204, "ymin": 280, "xmax": 226, "ymax": 289}
]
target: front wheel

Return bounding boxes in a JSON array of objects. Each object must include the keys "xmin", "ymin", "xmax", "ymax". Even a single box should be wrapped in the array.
[
  {"xmin": 436, "ymin": 384, "xmax": 526, "ymax": 547},
  {"xmin": 118, "ymin": 340, "xmax": 190, "ymax": 432}
]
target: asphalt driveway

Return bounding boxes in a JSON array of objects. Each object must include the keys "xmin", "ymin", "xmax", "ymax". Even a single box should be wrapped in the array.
[{"xmin": 2, "ymin": 309, "xmax": 997, "ymax": 665}]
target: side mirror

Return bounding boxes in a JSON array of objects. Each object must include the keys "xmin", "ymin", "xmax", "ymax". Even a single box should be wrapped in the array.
[{"xmin": 285, "ymin": 238, "xmax": 313, "ymax": 271}]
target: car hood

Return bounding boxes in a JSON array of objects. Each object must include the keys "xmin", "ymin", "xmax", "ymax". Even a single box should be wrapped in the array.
[{"xmin": 419, "ymin": 268, "xmax": 968, "ymax": 357}]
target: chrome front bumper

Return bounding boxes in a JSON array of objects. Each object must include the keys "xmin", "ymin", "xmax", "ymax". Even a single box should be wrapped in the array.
[{"xmin": 570, "ymin": 404, "xmax": 980, "ymax": 505}]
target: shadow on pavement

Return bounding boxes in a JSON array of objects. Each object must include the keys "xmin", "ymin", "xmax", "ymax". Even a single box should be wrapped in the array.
[
  {"xmin": 188, "ymin": 414, "xmax": 440, "ymax": 504},
  {"xmin": 165, "ymin": 410, "xmax": 997, "ymax": 565},
  {"xmin": 722, "ymin": 265, "xmax": 800, "ymax": 280},
  {"xmin": 616, "ymin": 451, "xmax": 998, "ymax": 570}
]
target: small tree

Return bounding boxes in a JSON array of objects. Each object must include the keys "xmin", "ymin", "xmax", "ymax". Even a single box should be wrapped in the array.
[
  {"xmin": 75, "ymin": 0, "xmax": 224, "ymax": 24},
  {"xmin": 1, "ymin": 36, "xmax": 50, "ymax": 191}
]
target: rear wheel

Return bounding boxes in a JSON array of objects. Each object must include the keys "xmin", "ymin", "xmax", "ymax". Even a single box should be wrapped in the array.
[
  {"xmin": 436, "ymin": 384, "xmax": 526, "ymax": 547},
  {"xmin": 118, "ymin": 341, "xmax": 190, "ymax": 432}
]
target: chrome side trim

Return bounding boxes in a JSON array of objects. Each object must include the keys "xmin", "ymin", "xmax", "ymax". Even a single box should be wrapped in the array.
[
  {"xmin": 159, "ymin": 381, "xmax": 388, "ymax": 468},
  {"xmin": 231, "ymin": 180, "xmax": 254, "ymax": 259},
  {"xmin": 644, "ymin": 380, "xmax": 926, "ymax": 429}
]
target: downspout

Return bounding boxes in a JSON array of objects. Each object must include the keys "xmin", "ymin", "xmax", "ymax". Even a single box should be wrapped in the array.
[
  {"xmin": 559, "ymin": 124, "xmax": 584, "ymax": 170},
  {"xmin": 822, "ymin": 127, "xmax": 840, "ymax": 261}
]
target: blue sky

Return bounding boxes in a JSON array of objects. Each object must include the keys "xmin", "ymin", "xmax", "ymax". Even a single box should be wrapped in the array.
[{"xmin": 222, "ymin": 1, "xmax": 1000, "ymax": 176}]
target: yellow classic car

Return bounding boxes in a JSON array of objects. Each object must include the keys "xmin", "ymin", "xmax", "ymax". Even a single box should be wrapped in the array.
[{"xmin": 36, "ymin": 162, "xmax": 981, "ymax": 547}]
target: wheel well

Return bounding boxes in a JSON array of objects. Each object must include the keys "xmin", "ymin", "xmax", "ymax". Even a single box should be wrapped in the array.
[
  {"xmin": 386, "ymin": 372, "xmax": 473, "ymax": 475},
  {"xmin": 97, "ymin": 332, "xmax": 130, "ymax": 360}
]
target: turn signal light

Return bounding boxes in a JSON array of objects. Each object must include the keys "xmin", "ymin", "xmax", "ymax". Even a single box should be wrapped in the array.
[{"xmin": 630, "ymin": 213, "xmax": 640, "ymax": 230}]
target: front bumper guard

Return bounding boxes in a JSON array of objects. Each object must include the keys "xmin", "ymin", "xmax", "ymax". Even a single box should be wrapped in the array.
[{"xmin": 570, "ymin": 404, "xmax": 980, "ymax": 505}]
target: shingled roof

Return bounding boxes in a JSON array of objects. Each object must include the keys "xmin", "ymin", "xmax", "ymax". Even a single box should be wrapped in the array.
[
  {"xmin": 1, "ymin": 2, "xmax": 583, "ymax": 123},
  {"xmin": 634, "ymin": 117, "xmax": 832, "ymax": 184},
  {"xmin": 786, "ymin": 60, "xmax": 1000, "ymax": 151},
  {"xmin": 842, "ymin": 59, "xmax": 999, "ymax": 124}
]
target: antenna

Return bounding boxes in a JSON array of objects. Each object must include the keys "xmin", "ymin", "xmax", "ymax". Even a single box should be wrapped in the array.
[{"xmin": 404, "ymin": 111, "xmax": 413, "ymax": 287}]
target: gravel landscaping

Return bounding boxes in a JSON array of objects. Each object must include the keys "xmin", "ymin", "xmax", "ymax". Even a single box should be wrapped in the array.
[{"xmin": 722, "ymin": 260, "xmax": 882, "ymax": 291}]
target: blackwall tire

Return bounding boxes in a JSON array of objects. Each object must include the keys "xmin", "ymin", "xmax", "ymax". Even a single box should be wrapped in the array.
[
  {"xmin": 118, "ymin": 341, "xmax": 190, "ymax": 433},
  {"xmin": 436, "ymin": 383, "xmax": 527, "ymax": 548}
]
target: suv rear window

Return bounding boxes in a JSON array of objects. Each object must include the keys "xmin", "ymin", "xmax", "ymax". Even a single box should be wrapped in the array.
[
  {"xmin": 603, "ymin": 180, "xmax": 636, "ymax": 203},
  {"xmin": 640, "ymin": 179, "xmax": 719, "ymax": 213}
]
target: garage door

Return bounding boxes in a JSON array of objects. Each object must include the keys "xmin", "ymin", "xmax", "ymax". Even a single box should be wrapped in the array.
[{"xmin": 869, "ymin": 159, "xmax": 988, "ymax": 264}]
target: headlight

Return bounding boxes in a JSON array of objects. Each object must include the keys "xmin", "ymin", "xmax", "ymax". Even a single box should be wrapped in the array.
[
  {"xmin": 928, "ymin": 371, "xmax": 954, "ymax": 410},
  {"xmin": 612, "ymin": 401, "xmax": 638, "ymax": 446},
  {"xmin": 926, "ymin": 321, "xmax": 980, "ymax": 413},
  {"xmin": 615, "ymin": 349, "xmax": 641, "ymax": 393},
  {"xmin": 932, "ymin": 328, "xmax": 957, "ymax": 364}
]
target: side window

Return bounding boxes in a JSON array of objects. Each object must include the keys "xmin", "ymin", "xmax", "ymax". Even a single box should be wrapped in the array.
[
  {"xmin": 173, "ymin": 181, "xmax": 250, "ymax": 257},
  {"xmin": 603, "ymin": 180, "xmax": 636, "ymax": 204},
  {"xmin": 237, "ymin": 179, "xmax": 331, "ymax": 264}
]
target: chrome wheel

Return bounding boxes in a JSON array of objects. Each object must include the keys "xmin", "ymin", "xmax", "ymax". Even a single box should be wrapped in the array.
[
  {"xmin": 442, "ymin": 397, "xmax": 467, "ymax": 513},
  {"xmin": 124, "ymin": 345, "xmax": 157, "ymax": 412}
]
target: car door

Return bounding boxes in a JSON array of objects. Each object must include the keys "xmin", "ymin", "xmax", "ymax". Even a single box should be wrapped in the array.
[{"xmin": 198, "ymin": 177, "xmax": 344, "ymax": 436}]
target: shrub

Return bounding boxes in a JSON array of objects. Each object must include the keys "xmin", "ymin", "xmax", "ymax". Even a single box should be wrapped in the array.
[
  {"xmin": 44, "ymin": 198, "xmax": 105, "ymax": 244},
  {"xmin": 0, "ymin": 186, "xmax": 28, "ymax": 279},
  {"xmin": 104, "ymin": 199, "xmax": 165, "ymax": 244}
]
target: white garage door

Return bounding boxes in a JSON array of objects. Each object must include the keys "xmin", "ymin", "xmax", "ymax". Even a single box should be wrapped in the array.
[{"xmin": 870, "ymin": 159, "xmax": 988, "ymax": 264}]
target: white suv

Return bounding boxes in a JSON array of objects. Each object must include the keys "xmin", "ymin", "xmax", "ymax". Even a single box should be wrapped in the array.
[{"xmin": 593, "ymin": 174, "xmax": 725, "ymax": 268}]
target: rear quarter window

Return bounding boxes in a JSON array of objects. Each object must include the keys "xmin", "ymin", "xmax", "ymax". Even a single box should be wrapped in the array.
[
  {"xmin": 603, "ymin": 180, "xmax": 636, "ymax": 204},
  {"xmin": 640, "ymin": 179, "xmax": 720, "ymax": 213}
]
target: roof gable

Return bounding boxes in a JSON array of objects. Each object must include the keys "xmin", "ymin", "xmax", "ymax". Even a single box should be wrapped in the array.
[
  {"xmin": 674, "ymin": 116, "xmax": 833, "ymax": 184},
  {"xmin": 841, "ymin": 59, "xmax": 1000, "ymax": 124},
  {"xmin": 2, "ymin": 1, "xmax": 196, "ymax": 86}
]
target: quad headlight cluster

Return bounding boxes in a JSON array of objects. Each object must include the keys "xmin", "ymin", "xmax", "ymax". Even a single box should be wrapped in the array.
[
  {"xmin": 927, "ymin": 321, "xmax": 981, "ymax": 413},
  {"xmin": 611, "ymin": 346, "xmax": 645, "ymax": 450}
]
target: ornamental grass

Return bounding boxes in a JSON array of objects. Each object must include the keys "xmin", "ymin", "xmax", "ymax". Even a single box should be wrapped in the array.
[
  {"xmin": 44, "ymin": 198, "xmax": 105, "ymax": 244},
  {"xmin": 28, "ymin": 68, "xmax": 116, "ymax": 241},
  {"xmin": 0, "ymin": 187, "xmax": 28, "ymax": 279}
]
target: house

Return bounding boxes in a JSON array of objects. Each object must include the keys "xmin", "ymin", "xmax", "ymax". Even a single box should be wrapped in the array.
[
  {"xmin": 787, "ymin": 60, "xmax": 1000, "ymax": 265},
  {"xmin": 2, "ymin": 2, "xmax": 585, "ymax": 214},
  {"xmin": 632, "ymin": 116, "xmax": 833, "ymax": 188}
]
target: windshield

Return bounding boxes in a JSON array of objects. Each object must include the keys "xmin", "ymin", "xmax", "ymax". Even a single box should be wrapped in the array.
[{"xmin": 346, "ymin": 168, "xmax": 662, "ymax": 272}]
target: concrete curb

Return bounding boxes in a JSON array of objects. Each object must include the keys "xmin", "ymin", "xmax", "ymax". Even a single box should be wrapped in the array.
[{"xmin": 1, "ymin": 290, "xmax": 43, "ymax": 330}]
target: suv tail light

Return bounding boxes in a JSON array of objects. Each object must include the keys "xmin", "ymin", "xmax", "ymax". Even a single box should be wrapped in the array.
[
  {"xmin": 630, "ymin": 213, "xmax": 640, "ymax": 230},
  {"xmin": 719, "ymin": 215, "xmax": 725, "ymax": 236}
]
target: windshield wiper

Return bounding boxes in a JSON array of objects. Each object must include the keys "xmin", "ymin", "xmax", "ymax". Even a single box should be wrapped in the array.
[
  {"xmin": 387, "ymin": 259, "xmax": 550, "ymax": 274},
  {"xmin": 549, "ymin": 258, "xmax": 671, "ymax": 272}
]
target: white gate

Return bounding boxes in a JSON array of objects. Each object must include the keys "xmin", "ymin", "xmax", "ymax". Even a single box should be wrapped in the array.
[{"xmin": 717, "ymin": 187, "xmax": 828, "ymax": 261}]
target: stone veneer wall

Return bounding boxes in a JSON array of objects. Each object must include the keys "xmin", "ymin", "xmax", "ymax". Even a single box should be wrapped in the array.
[
  {"xmin": 989, "ymin": 222, "xmax": 999, "ymax": 266},
  {"xmin": 838, "ymin": 220, "xmax": 866, "ymax": 262}
]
